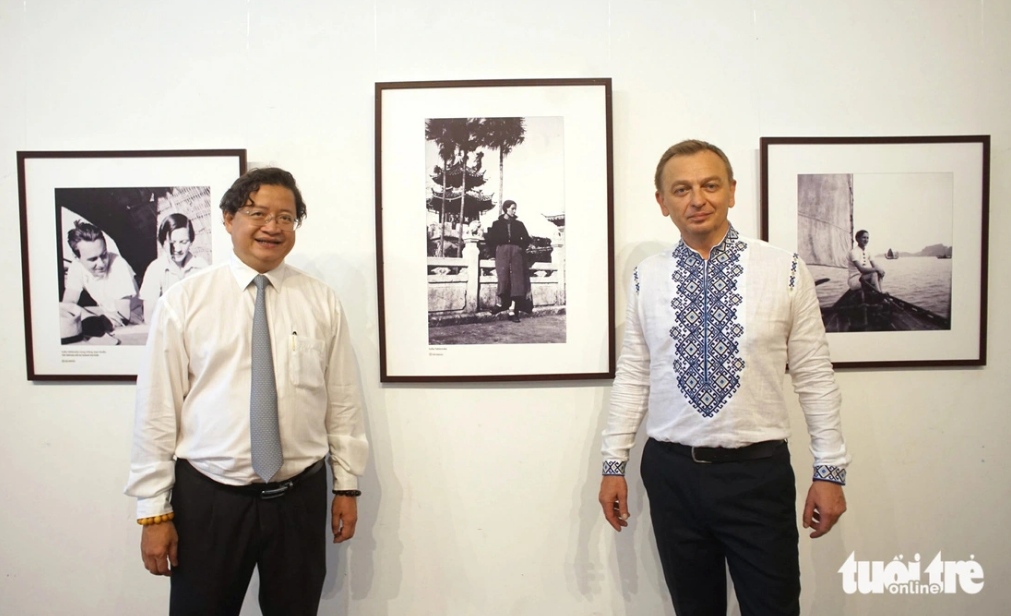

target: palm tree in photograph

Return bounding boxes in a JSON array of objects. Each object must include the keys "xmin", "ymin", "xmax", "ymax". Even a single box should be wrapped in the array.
[
  {"xmin": 427, "ymin": 154, "xmax": 492, "ymax": 256},
  {"xmin": 450, "ymin": 118, "xmax": 483, "ymax": 235},
  {"xmin": 480, "ymin": 117, "xmax": 526, "ymax": 210},
  {"xmin": 426, "ymin": 118, "xmax": 494, "ymax": 257}
]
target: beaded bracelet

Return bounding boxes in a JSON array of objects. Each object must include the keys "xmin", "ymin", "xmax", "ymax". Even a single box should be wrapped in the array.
[
  {"xmin": 332, "ymin": 489, "xmax": 362, "ymax": 497},
  {"xmin": 137, "ymin": 512, "xmax": 175, "ymax": 526}
]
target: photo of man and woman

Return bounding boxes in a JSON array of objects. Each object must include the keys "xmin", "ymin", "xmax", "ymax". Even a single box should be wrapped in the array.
[{"xmin": 57, "ymin": 186, "xmax": 212, "ymax": 346}]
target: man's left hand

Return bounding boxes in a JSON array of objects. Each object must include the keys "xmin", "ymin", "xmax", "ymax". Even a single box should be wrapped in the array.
[
  {"xmin": 803, "ymin": 481, "xmax": 847, "ymax": 538},
  {"xmin": 332, "ymin": 495, "xmax": 358, "ymax": 543}
]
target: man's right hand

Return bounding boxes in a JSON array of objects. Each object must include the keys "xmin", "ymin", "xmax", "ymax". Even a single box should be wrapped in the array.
[
  {"xmin": 141, "ymin": 522, "xmax": 179, "ymax": 576},
  {"xmin": 598, "ymin": 475, "xmax": 630, "ymax": 532}
]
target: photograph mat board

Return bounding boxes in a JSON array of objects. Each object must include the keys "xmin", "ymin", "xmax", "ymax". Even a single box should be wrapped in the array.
[
  {"xmin": 20, "ymin": 152, "xmax": 244, "ymax": 379},
  {"xmin": 379, "ymin": 81, "xmax": 612, "ymax": 379},
  {"xmin": 763, "ymin": 139, "xmax": 986, "ymax": 366}
]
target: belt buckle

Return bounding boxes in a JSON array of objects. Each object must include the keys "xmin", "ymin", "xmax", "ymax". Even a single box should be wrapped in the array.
[
  {"xmin": 260, "ymin": 480, "xmax": 293, "ymax": 500},
  {"xmin": 690, "ymin": 447, "xmax": 712, "ymax": 464}
]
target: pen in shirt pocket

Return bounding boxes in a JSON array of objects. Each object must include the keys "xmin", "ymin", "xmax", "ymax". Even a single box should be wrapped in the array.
[{"xmin": 291, "ymin": 331, "xmax": 297, "ymax": 351}]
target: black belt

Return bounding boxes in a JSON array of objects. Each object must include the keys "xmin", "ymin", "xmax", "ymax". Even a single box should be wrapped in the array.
[
  {"xmin": 659, "ymin": 439, "xmax": 787, "ymax": 464},
  {"xmin": 179, "ymin": 458, "xmax": 325, "ymax": 499}
]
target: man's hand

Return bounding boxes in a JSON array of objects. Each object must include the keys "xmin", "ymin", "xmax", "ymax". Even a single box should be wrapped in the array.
[
  {"xmin": 140, "ymin": 521, "xmax": 178, "ymax": 576},
  {"xmin": 332, "ymin": 495, "xmax": 358, "ymax": 543},
  {"xmin": 598, "ymin": 475, "xmax": 630, "ymax": 532},
  {"xmin": 803, "ymin": 481, "xmax": 847, "ymax": 538}
]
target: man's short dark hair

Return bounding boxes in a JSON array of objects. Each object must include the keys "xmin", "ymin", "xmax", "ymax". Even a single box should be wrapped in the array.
[
  {"xmin": 158, "ymin": 213, "xmax": 196, "ymax": 245},
  {"xmin": 67, "ymin": 220, "xmax": 106, "ymax": 257},
  {"xmin": 855, "ymin": 229, "xmax": 868, "ymax": 239},
  {"xmin": 654, "ymin": 140, "xmax": 735, "ymax": 192},
  {"xmin": 219, "ymin": 167, "xmax": 307, "ymax": 223}
]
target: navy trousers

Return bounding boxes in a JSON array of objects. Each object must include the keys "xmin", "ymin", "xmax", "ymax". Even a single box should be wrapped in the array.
[{"xmin": 641, "ymin": 438, "xmax": 801, "ymax": 616}]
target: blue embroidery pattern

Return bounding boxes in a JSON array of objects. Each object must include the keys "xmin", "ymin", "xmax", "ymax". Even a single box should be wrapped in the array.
[
  {"xmin": 669, "ymin": 227, "xmax": 746, "ymax": 418},
  {"xmin": 789, "ymin": 253, "xmax": 799, "ymax": 290},
  {"xmin": 602, "ymin": 460, "xmax": 627, "ymax": 476},
  {"xmin": 814, "ymin": 465, "xmax": 847, "ymax": 485},
  {"xmin": 633, "ymin": 266, "xmax": 640, "ymax": 296}
]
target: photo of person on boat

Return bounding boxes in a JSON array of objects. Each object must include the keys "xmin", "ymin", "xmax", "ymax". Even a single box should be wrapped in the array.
[
  {"xmin": 847, "ymin": 229, "xmax": 885, "ymax": 292},
  {"xmin": 797, "ymin": 172, "xmax": 953, "ymax": 333}
]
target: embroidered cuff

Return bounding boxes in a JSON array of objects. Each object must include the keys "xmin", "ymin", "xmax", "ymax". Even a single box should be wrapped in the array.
[
  {"xmin": 602, "ymin": 460, "xmax": 627, "ymax": 476},
  {"xmin": 813, "ymin": 465, "xmax": 846, "ymax": 485}
]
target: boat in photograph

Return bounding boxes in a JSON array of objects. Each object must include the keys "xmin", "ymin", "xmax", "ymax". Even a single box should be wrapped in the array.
[
  {"xmin": 819, "ymin": 286, "xmax": 950, "ymax": 332},
  {"xmin": 798, "ymin": 174, "xmax": 950, "ymax": 333}
]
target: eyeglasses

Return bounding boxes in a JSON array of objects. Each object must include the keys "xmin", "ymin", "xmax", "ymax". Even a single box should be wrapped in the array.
[{"xmin": 238, "ymin": 206, "xmax": 300, "ymax": 230}]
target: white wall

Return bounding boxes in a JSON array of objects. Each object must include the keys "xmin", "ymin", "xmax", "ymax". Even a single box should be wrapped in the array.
[{"xmin": 1, "ymin": 1, "xmax": 1009, "ymax": 614}]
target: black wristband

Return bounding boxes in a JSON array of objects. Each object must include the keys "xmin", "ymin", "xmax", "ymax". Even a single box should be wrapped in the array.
[{"xmin": 332, "ymin": 489, "xmax": 362, "ymax": 497}]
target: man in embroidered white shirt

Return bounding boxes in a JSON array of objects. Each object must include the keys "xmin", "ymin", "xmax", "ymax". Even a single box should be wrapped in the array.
[
  {"xmin": 125, "ymin": 168, "xmax": 368, "ymax": 616},
  {"xmin": 599, "ymin": 140, "xmax": 849, "ymax": 616}
]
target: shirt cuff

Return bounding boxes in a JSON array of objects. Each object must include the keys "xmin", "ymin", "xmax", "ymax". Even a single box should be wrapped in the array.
[
  {"xmin": 135, "ymin": 494, "xmax": 173, "ymax": 519},
  {"xmin": 602, "ymin": 460, "xmax": 627, "ymax": 476},
  {"xmin": 331, "ymin": 464, "xmax": 360, "ymax": 492},
  {"xmin": 813, "ymin": 465, "xmax": 846, "ymax": 485}
]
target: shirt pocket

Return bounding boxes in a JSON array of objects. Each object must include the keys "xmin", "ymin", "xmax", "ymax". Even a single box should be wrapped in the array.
[{"xmin": 289, "ymin": 335, "xmax": 327, "ymax": 390}]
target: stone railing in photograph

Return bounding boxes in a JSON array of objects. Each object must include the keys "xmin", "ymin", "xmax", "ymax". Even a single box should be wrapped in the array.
[{"xmin": 427, "ymin": 238, "xmax": 565, "ymax": 320}]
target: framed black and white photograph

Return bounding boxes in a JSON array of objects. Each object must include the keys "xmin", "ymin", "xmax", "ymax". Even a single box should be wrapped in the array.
[
  {"xmin": 761, "ymin": 136, "xmax": 989, "ymax": 368},
  {"xmin": 18, "ymin": 149, "xmax": 246, "ymax": 381},
  {"xmin": 376, "ymin": 79, "xmax": 614, "ymax": 382}
]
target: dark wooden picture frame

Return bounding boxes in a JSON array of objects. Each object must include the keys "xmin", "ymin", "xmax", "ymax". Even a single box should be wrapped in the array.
[
  {"xmin": 761, "ymin": 136, "xmax": 989, "ymax": 368},
  {"xmin": 375, "ymin": 79, "xmax": 615, "ymax": 382},
  {"xmin": 18, "ymin": 149, "xmax": 247, "ymax": 381}
]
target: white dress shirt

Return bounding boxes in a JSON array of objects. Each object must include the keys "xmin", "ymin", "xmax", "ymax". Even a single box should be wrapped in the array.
[
  {"xmin": 64, "ymin": 252, "xmax": 138, "ymax": 319},
  {"xmin": 138, "ymin": 254, "xmax": 210, "ymax": 302},
  {"xmin": 602, "ymin": 227, "xmax": 850, "ymax": 483},
  {"xmin": 125, "ymin": 256, "xmax": 369, "ymax": 517}
]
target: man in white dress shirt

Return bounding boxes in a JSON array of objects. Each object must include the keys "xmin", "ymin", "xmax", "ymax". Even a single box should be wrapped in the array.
[
  {"xmin": 62, "ymin": 219, "xmax": 142, "ymax": 330},
  {"xmin": 125, "ymin": 167, "xmax": 368, "ymax": 616},
  {"xmin": 598, "ymin": 140, "xmax": 849, "ymax": 615}
]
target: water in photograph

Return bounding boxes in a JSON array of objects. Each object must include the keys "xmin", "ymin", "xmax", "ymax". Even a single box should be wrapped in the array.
[{"xmin": 809, "ymin": 256, "xmax": 952, "ymax": 318}]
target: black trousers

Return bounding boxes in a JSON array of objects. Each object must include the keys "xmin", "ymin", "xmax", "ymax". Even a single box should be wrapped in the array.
[
  {"xmin": 169, "ymin": 460, "xmax": 328, "ymax": 616},
  {"xmin": 641, "ymin": 438, "xmax": 800, "ymax": 616}
]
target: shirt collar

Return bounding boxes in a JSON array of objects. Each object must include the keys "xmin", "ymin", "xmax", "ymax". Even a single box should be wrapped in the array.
[
  {"xmin": 163, "ymin": 255, "xmax": 202, "ymax": 274},
  {"xmin": 228, "ymin": 253, "xmax": 289, "ymax": 290},
  {"xmin": 81, "ymin": 252, "xmax": 118, "ymax": 282},
  {"xmin": 673, "ymin": 224, "xmax": 739, "ymax": 260}
]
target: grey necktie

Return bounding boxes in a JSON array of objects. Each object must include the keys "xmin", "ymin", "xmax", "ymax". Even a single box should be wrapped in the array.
[{"xmin": 250, "ymin": 274, "xmax": 282, "ymax": 481}]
